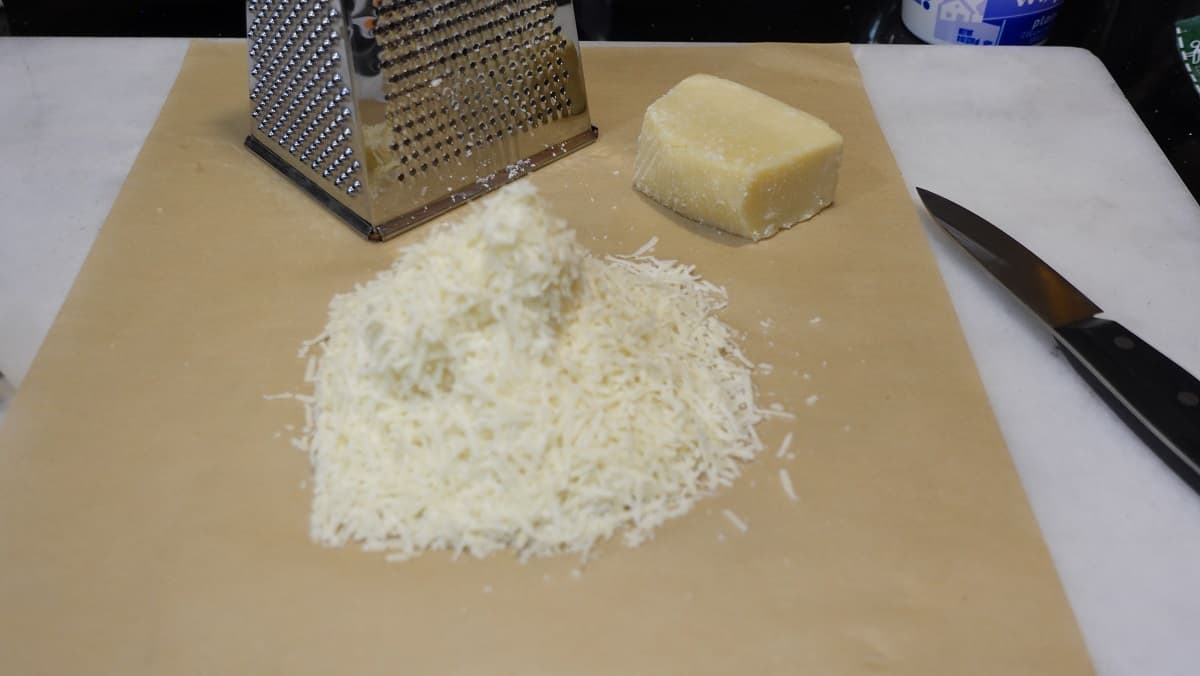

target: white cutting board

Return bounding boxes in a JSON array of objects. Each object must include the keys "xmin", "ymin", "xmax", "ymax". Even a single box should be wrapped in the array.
[
  {"xmin": 0, "ymin": 39, "xmax": 1198, "ymax": 676},
  {"xmin": 854, "ymin": 45, "xmax": 1200, "ymax": 676}
]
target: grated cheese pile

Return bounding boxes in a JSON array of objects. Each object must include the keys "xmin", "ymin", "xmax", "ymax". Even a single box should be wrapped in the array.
[{"xmin": 299, "ymin": 183, "xmax": 767, "ymax": 561}]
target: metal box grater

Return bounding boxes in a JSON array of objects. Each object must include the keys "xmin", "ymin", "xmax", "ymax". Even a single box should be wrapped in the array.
[{"xmin": 244, "ymin": 0, "xmax": 599, "ymax": 241}]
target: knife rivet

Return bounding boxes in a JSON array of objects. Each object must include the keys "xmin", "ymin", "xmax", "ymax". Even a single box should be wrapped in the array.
[
  {"xmin": 1114, "ymin": 336, "xmax": 1135, "ymax": 350},
  {"xmin": 1179, "ymin": 391, "xmax": 1199, "ymax": 408}
]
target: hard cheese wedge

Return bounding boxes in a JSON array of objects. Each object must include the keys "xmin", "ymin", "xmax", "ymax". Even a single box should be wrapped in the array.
[{"xmin": 633, "ymin": 74, "xmax": 844, "ymax": 241}]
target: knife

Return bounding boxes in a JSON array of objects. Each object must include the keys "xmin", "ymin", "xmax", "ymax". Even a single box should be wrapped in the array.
[{"xmin": 916, "ymin": 187, "xmax": 1200, "ymax": 495}]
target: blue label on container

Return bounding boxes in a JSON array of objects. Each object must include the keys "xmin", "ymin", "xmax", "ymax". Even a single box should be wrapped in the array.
[{"xmin": 911, "ymin": 0, "xmax": 1064, "ymax": 45}]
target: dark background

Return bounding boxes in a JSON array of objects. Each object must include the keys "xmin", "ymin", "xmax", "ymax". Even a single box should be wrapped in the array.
[{"xmin": 4, "ymin": 0, "xmax": 1199, "ymax": 200}]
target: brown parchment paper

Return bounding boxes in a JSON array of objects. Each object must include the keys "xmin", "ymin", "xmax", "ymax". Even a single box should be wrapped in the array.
[{"xmin": 0, "ymin": 41, "xmax": 1094, "ymax": 675}]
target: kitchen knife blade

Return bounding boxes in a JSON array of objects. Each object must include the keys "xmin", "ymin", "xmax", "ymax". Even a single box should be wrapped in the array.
[{"xmin": 916, "ymin": 187, "xmax": 1200, "ymax": 495}]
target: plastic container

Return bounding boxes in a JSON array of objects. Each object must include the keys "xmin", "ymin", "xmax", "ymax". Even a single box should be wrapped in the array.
[{"xmin": 902, "ymin": 0, "xmax": 1065, "ymax": 46}]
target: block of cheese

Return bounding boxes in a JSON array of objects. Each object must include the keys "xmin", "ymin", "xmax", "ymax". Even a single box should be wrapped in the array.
[{"xmin": 633, "ymin": 74, "xmax": 844, "ymax": 242}]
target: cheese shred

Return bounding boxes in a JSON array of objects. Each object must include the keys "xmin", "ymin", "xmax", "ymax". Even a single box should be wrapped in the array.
[
  {"xmin": 722, "ymin": 508, "xmax": 749, "ymax": 533},
  {"xmin": 298, "ymin": 184, "xmax": 766, "ymax": 562},
  {"xmin": 775, "ymin": 431, "xmax": 794, "ymax": 459},
  {"xmin": 779, "ymin": 468, "xmax": 798, "ymax": 502}
]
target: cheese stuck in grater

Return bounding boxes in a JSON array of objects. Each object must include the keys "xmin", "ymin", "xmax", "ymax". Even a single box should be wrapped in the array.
[{"xmin": 244, "ymin": 0, "xmax": 598, "ymax": 241}]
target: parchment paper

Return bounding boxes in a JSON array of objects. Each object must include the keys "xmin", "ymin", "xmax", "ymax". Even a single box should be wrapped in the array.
[{"xmin": 0, "ymin": 41, "xmax": 1094, "ymax": 675}]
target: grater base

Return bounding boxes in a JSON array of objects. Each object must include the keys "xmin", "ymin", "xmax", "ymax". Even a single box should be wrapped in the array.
[
  {"xmin": 245, "ymin": 135, "xmax": 375, "ymax": 238},
  {"xmin": 247, "ymin": 126, "xmax": 598, "ymax": 242}
]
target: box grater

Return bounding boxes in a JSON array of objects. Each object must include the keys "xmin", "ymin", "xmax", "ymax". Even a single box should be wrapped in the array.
[{"xmin": 244, "ymin": 0, "xmax": 599, "ymax": 241}]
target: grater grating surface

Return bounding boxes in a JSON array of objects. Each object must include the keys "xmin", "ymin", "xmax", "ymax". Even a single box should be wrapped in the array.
[{"xmin": 245, "ymin": 0, "xmax": 598, "ymax": 241}]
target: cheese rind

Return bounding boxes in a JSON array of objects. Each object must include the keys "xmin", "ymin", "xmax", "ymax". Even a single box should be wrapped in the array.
[{"xmin": 633, "ymin": 74, "xmax": 844, "ymax": 241}]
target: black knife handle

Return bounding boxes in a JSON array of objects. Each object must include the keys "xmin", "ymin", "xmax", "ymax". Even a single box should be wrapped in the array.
[{"xmin": 1053, "ymin": 317, "xmax": 1200, "ymax": 495}]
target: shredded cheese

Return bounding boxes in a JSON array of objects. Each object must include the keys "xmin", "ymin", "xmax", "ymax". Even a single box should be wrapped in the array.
[
  {"xmin": 779, "ymin": 468, "xmax": 798, "ymax": 502},
  {"xmin": 630, "ymin": 235, "xmax": 659, "ymax": 257},
  {"xmin": 775, "ymin": 431, "xmax": 793, "ymax": 459},
  {"xmin": 722, "ymin": 508, "xmax": 749, "ymax": 533},
  {"xmin": 298, "ymin": 183, "xmax": 765, "ymax": 562}
]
